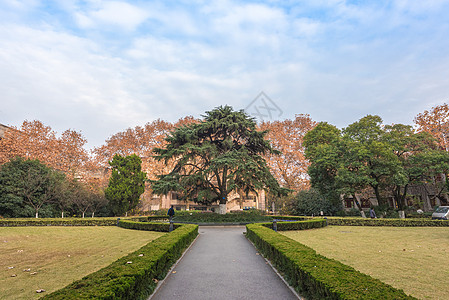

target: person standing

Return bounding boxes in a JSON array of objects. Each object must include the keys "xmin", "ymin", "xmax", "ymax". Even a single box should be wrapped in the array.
[
  {"xmin": 369, "ymin": 207, "xmax": 377, "ymax": 219},
  {"xmin": 168, "ymin": 205, "xmax": 175, "ymax": 221}
]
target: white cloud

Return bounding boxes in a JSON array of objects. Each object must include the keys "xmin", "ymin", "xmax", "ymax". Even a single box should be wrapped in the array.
[
  {"xmin": 74, "ymin": 1, "xmax": 150, "ymax": 31},
  {"xmin": 1, "ymin": 0, "xmax": 449, "ymax": 148}
]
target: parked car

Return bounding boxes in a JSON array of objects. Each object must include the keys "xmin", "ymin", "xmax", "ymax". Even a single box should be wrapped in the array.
[{"xmin": 432, "ymin": 206, "xmax": 449, "ymax": 220}]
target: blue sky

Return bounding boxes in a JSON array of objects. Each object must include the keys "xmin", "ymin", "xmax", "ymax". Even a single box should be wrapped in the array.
[{"xmin": 1, "ymin": 0, "xmax": 449, "ymax": 148}]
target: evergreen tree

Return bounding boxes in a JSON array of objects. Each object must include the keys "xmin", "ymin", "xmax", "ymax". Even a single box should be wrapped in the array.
[
  {"xmin": 105, "ymin": 154, "xmax": 146, "ymax": 216},
  {"xmin": 151, "ymin": 105, "xmax": 287, "ymax": 214}
]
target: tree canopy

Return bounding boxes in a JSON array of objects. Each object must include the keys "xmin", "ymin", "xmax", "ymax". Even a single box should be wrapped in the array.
[
  {"xmin": 105, "ymin": 154, "xmax": 146, "ymax": 216},
  {"xmin": 304, "ymin": 115, "xmax": 449, "ymax": 217},
  {"xmin": 151, "ymin": 105, "xmax": 287, "ymax": 213}
]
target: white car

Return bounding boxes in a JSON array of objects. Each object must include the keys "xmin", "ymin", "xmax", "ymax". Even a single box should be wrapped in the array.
[{"xmin": 432, "ymin": 206, "xmax": 449, "ymax": 220}]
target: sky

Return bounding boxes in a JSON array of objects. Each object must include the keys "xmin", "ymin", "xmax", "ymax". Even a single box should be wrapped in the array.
[{"xmin": 1, "ymin": 0, "xmax": 449, "ymax": 149}]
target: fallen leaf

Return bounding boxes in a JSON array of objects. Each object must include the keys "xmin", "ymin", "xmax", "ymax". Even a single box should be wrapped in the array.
[
  {"xmin": 172, "ymin": 271, "xmax": 177, "ymax": 274},
  {"xmin": 36, "ymin": 289, "xmax": 46, "ymax": 293},
  {"xmin": 30, "ymin": 272, "xmax": 38, "ymax": 275},
  {"xmin": 8, "ymin": 266, "xmax": 14, "ymax": 269},
  {"xmin": 23, "ymin": 268, "xmax": 31, "ymax": 272},
  {"xmin": 126, "ymin": 261, "xmax": 132, "ymax": 264},
  {"xmin": 138, "ymin": 254, "xmax": 144, "ymax": 257},
  {"xmin": 11, "ymin": 274, "xmax": 17, "ymax": 277}
]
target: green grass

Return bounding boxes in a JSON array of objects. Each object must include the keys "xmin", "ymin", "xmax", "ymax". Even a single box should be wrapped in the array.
[
  {"xmin": 282, "ymin": 226, "xmax": 449, "ymax": 300},
  {"xmin": 0, "ymin": 226, "xmax": 163, "ymax": 299}
]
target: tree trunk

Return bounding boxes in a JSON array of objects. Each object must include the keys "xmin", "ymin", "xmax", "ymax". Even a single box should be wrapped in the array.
[
  {"xmin": 353, "ymin": 194, "xmax": 366, "ymax": 218},
  {"xmin": 35, "ymin": 211, "xmax": 39, "ymax": 218},
  {"xmin": 82, "ymin": 212, "xmax": 85, "ymax": 218},
  {"xmin": 61, "ymin": 211, "xmax": 64, "ymax": 218},
  {"xmin": 92, "ymin": 212, "xmax": 95, "ymax": 218},
  {"xmin": 372, "ymin": 184, "xmax": 386, "ymax": 207},
  {"xmin": 218, "ymin": 204, "xmax": 227, "ymax": 215},
  {"xmin": 398, "ymin": 210, "xmax": 406, "ymax": 219}
]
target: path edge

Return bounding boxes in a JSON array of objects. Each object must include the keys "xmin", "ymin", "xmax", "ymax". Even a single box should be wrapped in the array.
[
  {"xmin": 147, "ymin": 233, "xmax": 200, "ymax": 300},
  {"xmin": 245, "ymin": 232, "xmax": 304, "ymax": 300}
]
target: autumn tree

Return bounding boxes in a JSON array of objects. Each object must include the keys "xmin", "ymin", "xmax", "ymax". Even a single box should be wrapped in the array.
[
  {"xmin": 414, "ymin": 103, "xmax": 449, "ymax": 151},
  {"xmin": 0, "ymin": 120, "xmax": 90, "ymax": 176},
  {"xmin": 259, "ymin": 114, "xmax": 316, "ymax": 192},
  {"xmin": 105, "ymin": 154, "xmax": 146, "ymax": 216},
  {"xmin": 151, "ymin": 106, "xmax": 288, "ymax": 214}
]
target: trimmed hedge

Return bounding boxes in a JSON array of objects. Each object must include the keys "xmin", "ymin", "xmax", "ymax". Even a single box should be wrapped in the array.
[
  {"xmin": 118, "ymin": 220, "xmax": 180, "ymax": 232},
  {"xmin": 263, "ymin": 218, "xmax": 327, "ymax": 231},
  {"xmin": 275, "ymin": 216, "xmax": 449, "ymax": 227},
  {"xmin": 246, "ymin": 223, "xmax": 416, "ymax": 300},
  {"xmin": 41, "ymin": 223, "xmax": 198, "ymax": 299},
  {"xmin": 0, "ymin": 217, "xmax": 118, "ymax": 227},
  {"xmin": 128, "ymin": 216, "xmax": 169, "ymax": 222},
  {"xmin": 172, "ymin": 210, "xmax": 273, "ymax": 223}
]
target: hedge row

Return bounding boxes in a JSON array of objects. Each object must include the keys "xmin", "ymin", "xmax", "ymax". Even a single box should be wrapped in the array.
[
  {"xmin": 275, "ymin": 216, "xmax": 449, "ymax": 227},
  {"xmin": 118, "ymin": 220, "xmax": 180, "ymax": 232},
  {"xmin": 246, "ymin": 223, "xmax": 416, "ymax": 300},
  {"xmin": 262, "ymin": 218, "xmax": 327, "ymax": 231},
  {"xmin": 127, "ymin": 216, "xmax": 169, "ymax": 222},
  {"xmin": 0, "ymin": 217, "xmax": 118, "ymax": 227},
  {"xmin": 42, "ymin": 223, "xmax": 198, "ymax": 300}
]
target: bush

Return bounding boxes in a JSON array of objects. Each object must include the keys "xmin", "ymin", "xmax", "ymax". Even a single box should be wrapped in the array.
[
  {"xmin": 42, "ymin": 223, "xmax": 198, "ymax": 299},
  {"xmin": 118, "ymin": 220, "xmax": 178, "ymax": 232},
  {"xmin": 246, "ymin": 223, "xmax": 416, "ymax": 299},
  {"xmin": 290, "ymin": 189, "xmax": 339, "ymax": 216},
  {"xmin": 299, "ymin": 216, "xmax": 449, "ymax": 227},
  {"xmin": 262, "ymin": 218, "xmax": 327, "ymax": 231},
  {"xmin": 0, "ymin": 217, "xmax": 118, "ymax": 227},
  {"xmin": 172, "ymin": 210, "xmax": 272, "ymax": 223}
]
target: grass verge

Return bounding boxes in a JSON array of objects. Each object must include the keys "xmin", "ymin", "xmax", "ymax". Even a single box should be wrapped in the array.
[
  {"xmin": 0, "ymin": 226, "xmax": 163, "ymax": 299},
  {"xmin": 282, "ymin": 226, "xmax": 449, "ymax": 300}
]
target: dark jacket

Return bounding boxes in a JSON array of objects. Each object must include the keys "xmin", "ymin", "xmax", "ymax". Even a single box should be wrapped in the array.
[{"xmin": 168, "ymin": 207, "xmax": 175, "ymax": 217}]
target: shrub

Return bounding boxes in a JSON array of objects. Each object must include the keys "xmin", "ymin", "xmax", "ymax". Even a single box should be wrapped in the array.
[
  {"xmin": 172, "ymin": 210, "xmax": 272, "ymax": 223},
  {"xmin": 262, "ymin": 218, "xmax": 327, "ymax": 231},
  {"xmin": 0, "ymin": 217, "xmax": 118, "ymax": 227},
  {"xmin": 118, "ymin": 220, "xmax": 178, "ymax": 232},
  {"xmin": 246, "ymin": 223, "xmax": 416, "ymax": 299},
  {"xmin": 291, "ymin": 189, "xmax": 339, "ymax": 216},
  {"xmin": 42, "ymin": 223, "xmax": 198, "ymax": 299}
]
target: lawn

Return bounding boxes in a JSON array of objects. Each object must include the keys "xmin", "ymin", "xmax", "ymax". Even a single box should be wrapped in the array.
[
  {"xmin": 0, "ymin": 226, "xmax": 163, "ymax": 299},
  {"xmin": 282, "ymin": 226, "xmax": 449, "ymax": 300}
]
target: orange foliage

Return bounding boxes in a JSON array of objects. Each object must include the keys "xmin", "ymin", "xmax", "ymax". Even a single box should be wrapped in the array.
[
  {"xmin": 259, "ymin": 114, "xmax": 316, "ymax": 192},
  {"xmin": 0, "ymin": 120, "xmax": 89, "ymax": 176},
  {"xmin": 414, "ymin": 103, "xmax": 449, "ymax": 151}
]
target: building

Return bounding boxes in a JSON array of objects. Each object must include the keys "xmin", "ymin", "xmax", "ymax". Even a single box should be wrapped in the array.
[
  {"xmin": 0, "ymin": 123, "xmax": 12, "ymax": 139},
  {"xmin": 140, "ymin": 189, "xmax": 266, "ymax": 213},
  {"xmin": 342, "ymin": 178, "xmax": 449, "ymax": 212}
]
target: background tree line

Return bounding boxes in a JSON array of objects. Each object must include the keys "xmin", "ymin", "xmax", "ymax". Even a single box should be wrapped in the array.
[{"xmin": 1, "ymin": 103, "xmax": 449, "ymax": 217}]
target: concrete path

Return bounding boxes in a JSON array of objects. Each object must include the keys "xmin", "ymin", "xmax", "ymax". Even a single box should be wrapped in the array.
[{"xmin": 150, "ymin": 226, "xmax": 299, "ymax": 300}]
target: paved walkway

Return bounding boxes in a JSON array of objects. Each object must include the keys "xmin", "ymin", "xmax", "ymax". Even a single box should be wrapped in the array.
[{"xmin": 150, "ymin": 226, "xmax": 299, "ymax": 300}]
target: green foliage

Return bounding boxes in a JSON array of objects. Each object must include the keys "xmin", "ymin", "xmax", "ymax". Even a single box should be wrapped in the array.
[
  {"xmin": 262, "ymin": 218, "xmax": 327, "ymax": 231},
  {"xmin": 171, "ymin": 210, "xmax": 272, "ymax": 223},
  {"xmin": 151, "ymin": 106, "xmax": 288, "ymax": 207},
  {"xmin": 290, "ymin": 189, "xmax": 340, "ymax": 216},
  {"xmin": 118, "ymin": 219, "xmax": 179, "ymax": 232},
  {"xmin": 304, "ymin": 116, "xmax": 449, "ymax": 213},
  {"xmin": 303, "ymin": 122, "xmax": 342, "ymax": 206},
  {"xmin": 0, "ymin": 217, "xmax": 118, "ymax": 227},
  {"xmin": 42, "ymin": 223, "xmax": 198, "ymax": 300},
  {"xmin": 246, "ymin": 223, "xmax": 416, "ymax": 299},
  {"xmin": 323, "ymin": 217, "xmax": 449, "ymax": 227},
  {"xmin": 105, "ymin": 154, "xmax": 146, "ymax": 216},
  {"xmin": 0, "ymin": 157, "xmax": 65, "ymax": 218}
]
